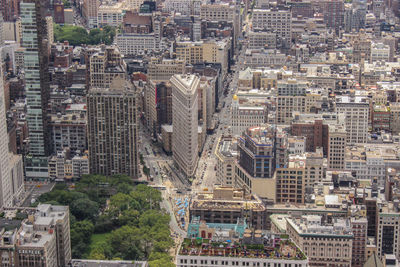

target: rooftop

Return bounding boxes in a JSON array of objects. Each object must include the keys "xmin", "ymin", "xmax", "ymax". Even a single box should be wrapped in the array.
[
  {"xmin": 287, "ymin": 154, "xmax": 306, "ymax": 168},
  {"xmin": 243, "ymin": 125, "xmax": 275, "ymax": 145},
  {"xmin": 191, "ymin": 188, "xmax": 266, "ymax": 212},
  {"xmin": 270, "ymin": 214, "xmax": 290, "ymax": 233},
  {"xmin": 218, "ymin": 137, "xmax": 237, "ymax": 158},
  {"xmin": 286, "ymin": 215, "xmax": 353, "ymax": 238},
  {"xmin": 187, "ymin": 216, "xmax": 248, "ymax": 239},
  {"xmin": 171, "ymin": 74, "xmax": 199, "ymax": 93},
  {"xmin": 50, "ymin": 113, "xmax": 86, "ymax": 124},
  {"xmin": 179, "ymin": 236, "xmax": 306, "ymax": 260},
  {"xmin": 70, "ymin": 259, "xmax": 148, "ymax": 267},
  {"xmin": 335, "ymin": 95, "xmax": 369, "ymax": 104}
]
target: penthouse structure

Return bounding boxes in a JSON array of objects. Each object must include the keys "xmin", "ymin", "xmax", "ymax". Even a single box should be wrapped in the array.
[
  {"xmin": 189, "ymin": 187, "xmax": 268, "ymax": 230},
  {"xmin": 268, "ymin": 202, "xmax": 349, "ymax": 225},
  {"xmin": 286, "ymin": 215, "xmax": 353, "ymax": 266}
]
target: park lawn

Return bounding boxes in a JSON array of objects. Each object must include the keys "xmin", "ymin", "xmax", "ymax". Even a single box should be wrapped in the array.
[{"xmin": 89, "ymin": 233, "xmax": 111, "ymax": 253}]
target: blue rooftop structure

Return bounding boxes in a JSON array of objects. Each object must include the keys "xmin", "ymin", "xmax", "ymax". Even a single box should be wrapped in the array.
[{"xmin": 187, "ymin": 216, "xmax": 248, "ymax": 239}]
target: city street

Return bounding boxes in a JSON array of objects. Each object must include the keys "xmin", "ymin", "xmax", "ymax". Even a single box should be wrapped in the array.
[
  {"xmin": 138, "ymin": 11, "xmax": 252, "ymax": 256},
  {"xmin": 191, "ymin": 18, "xmax": 249, "ymax": 193},
  {"xmin": 71, "ymin": 4, "xmax": 87, "ymax": 28},
  {"xmin": 22, "ymin": 182, "xmax": 55, "ymax": 207}
]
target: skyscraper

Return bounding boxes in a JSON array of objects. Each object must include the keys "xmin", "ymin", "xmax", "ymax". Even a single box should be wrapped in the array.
[
  {"xmin": 0, "ymin": 62, "xmax": 14, "ymax": 208},
  {"xmin": 171, "ymin": 74, "xmax": 199, "ymax": 178},
  {"xmin": 0, "ymin": 56, "xmax": 24, "ymax": 207},
  {"xmin": 21, "ymin": 0, "xmax": 52, "ymax": 179},
  {"xmin": 87, "ymin": 78, "xmax": 139, "ymax": 178},
  {"xmin": 88, "ymin": 46, "xmax": 126, "ymax": 88}
]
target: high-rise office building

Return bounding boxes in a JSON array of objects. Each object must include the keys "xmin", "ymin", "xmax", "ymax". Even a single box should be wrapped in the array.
[
  {"xmin": 327, "ymin": 124, "xmax": 347, "ymax": 170},
  {"xmin": 351, "ymin": 217, "xmax": 368, "ymax": 267},
  {"xmin": 336, "ymin": 95, "xmax": 369, "ymax": 145},
  {"xmin": 88, "ymin": 46, "xmax": 126, "ymax": 89},
  {"xmin": 20, "ymin": 0, "xmax": 51, "ymax": 179},
  {"xmin": 87, "ymin": 79, "xmax": 139, "ymax": 178},
  {"xmin": 21, "ymin": 0, "xmax": 51, "ymax": 179},
  {"xmin": 0, "ymin": 58, "xmax": 24, "ymax": 207},
  {"xmin": 234, "ymin": 125, "xmax": 277, "ymax": 200},
  {"xmin": 171, "ymin": 74, "xmax": 199, "ymax": 178},
  {"xmin": 377, "ymin": 202, "xmax": 400, "ymax": 259}
]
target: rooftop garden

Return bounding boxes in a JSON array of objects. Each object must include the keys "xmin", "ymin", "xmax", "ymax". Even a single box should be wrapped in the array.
[{"xmin": 179, "ymin": 238, "xmax": 307, "ymax": 260}]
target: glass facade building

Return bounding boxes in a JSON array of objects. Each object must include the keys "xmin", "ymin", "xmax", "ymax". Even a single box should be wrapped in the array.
[{"xmin": 21, "ymin": 0, "xmax": 51, "ymax": 179}]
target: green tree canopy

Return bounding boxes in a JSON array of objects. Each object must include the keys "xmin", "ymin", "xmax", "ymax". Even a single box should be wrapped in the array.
[
  {"xmin": 70, "ymin": 198, "xmax": 99, "ymax": 221},
  {"xmin": 148, "ymin": 252, "xmax": 175, "ymax": 267},
  {"xmin": 36, "ymin": 174, "xmax": 174, "ymax": 265},
  {"xmin": 71, "ymin": 220, "xmax": 94, "ymax": 258},
  {"xmin": 54, "ymin": 25, "xmax": 116, "ymax": 46}
]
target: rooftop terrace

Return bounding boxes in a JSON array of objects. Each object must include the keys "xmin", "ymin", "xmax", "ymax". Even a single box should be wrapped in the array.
[
  {"xmin": 179, "ymin": 237, "xmax": 306, "ymax": 260},
  {"xmin": 191, "ymin": 188, "xmax": 266, "ymax": 211}
]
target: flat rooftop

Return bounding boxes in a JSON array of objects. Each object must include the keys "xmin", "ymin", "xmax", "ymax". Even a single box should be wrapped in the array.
[
  {"xmin": 191, "ymin": 189, "xmax": 266, "ymax": 211},
  {"xmin": 179, "ymin": 237, "xmax": 307, "ymax": 261},
  {"xmin": 286, "ymin": 216, "xmax": 353, "ymax": 238},
  {"xmin": 70, "ymin": 259, "xmax": 148, "ymax": 267}
]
